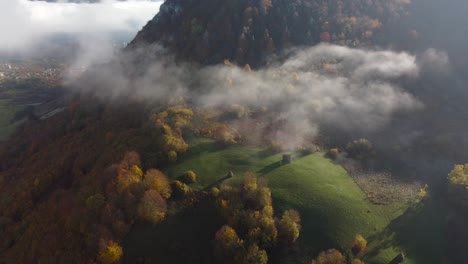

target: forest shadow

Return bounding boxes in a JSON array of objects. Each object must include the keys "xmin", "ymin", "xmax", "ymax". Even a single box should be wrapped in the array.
[
  {"xmin": 123, "ymin": 197, "xmax": 223, "ymax": 264},
  {"xmin": 366, "ymin": 198, "xmax": 447, "ymax": 264}
]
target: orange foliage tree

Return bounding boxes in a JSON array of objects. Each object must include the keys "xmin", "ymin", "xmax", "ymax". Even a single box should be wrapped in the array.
[
  {"xmin": 351, "ymin": 234, "xmax": 367, "ymax": 255},
  {"xmin": 311, "ymin": 249, "xmax": 346, "ymax": 264},
  {"xmin": 143, "ymin": 169, "xmax": 172, "ymax": 199},
  {"xmin": 137, "ymin": 189, "xmax": 168, "ymax": 224}
]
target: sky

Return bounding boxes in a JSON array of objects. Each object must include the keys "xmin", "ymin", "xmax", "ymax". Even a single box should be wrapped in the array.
[{"xmin": 0, "ymin": 0, "xmax": 162, "ymax": 54}]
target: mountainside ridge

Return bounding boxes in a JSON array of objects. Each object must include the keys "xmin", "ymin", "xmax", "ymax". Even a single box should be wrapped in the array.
[{"xmin": 130, "ymin": 0, "xmax": 410, "ymax": 67}]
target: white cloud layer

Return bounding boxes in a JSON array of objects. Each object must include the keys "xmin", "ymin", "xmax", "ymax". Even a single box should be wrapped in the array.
[
  {"xmin": 74, "ymin": 44, "xmax": 439, "ymax": 149},
  {"xmin": 0, "ymin": 0, "xmax": 162, "ymax": 52}
]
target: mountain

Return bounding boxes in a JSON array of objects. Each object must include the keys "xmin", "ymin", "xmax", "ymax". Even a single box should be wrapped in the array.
[{"xmin": 130, "ymin": 0, "xmax": 409, "ymax": 67}]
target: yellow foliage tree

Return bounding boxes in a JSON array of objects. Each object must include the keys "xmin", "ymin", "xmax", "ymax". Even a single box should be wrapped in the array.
[
  {"xmin": 131, "ymin": 165, "xmax": 143, "ymax": 178},
  {"xmin": 143, "ymin": 169, "xmax": 172, "ymax": 199},
  {"xmin": 351, "ymin": 234, "xmax": 367, "ymax": 255},
  {"xmin": 98, "ymin": 240, "xmax": 123, "ymax": 264},
  {"xmin": 214, "ymin": 225, "xmax": 244, "ymax": 263},
  {"xmin": 418, "ymin": 184, "xmax": 429, "ymax": 199},
  {"xmin": 244, "ymin": 244, "xmax": 268, "ymax": 264},
  {"xmin": 137, "ymin": 190, "xmax": 167, "ymax": 224},
  {"xmin": 448, "ymin": 164, "xmax": 468, "ymax": 187},
  {"xmin": 215, "ymin": 225, "xmax": 243, "ymax": 250},
  {"xmin": 278, "ymin": 209, "xmax": 301, "ymax": 245},
  {"xmin": 182, "ymin": 170, "xmax": 197, "ymax": 184},
  {"xmin": 311, "ymin": 249, "xmax": 346, "ymax": 264},
  {"xmin": 117, "ymin": 165, "xmax": 143, "ymax": 193}
]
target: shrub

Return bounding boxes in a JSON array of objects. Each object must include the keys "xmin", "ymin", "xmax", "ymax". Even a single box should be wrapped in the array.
[
  {"xmin": 211, "ymin": 187, "xmax": 220, "ymax": 197},
  {"xmin": 346, "ymin": 139, "xmax": 374, "ymax": 161},
  {"xmin": 351, "ymin": 234, "xmax": 367, "ymax": 255},
  {"xmin": 299, "ymin": 144, "xmax": 319, "ymax": 155},
  {"xmin": 326, "ymin": 148, "xmax": 339, "ymax": 160},
  {"xmin": 171, "ymin": 180, "xmax": 190, "ymax": 198},
  {"xmin": 167, "ymin": 150, "xmax": 178, "ymax": 162},
  {"xmin": 182, "ymin": 170, "xmax": 197, "ymax": 184},
  {"xmin": 418, "ymin": 184, "xmax": 429, "ymax": 199},
  {"xmin": 137, "ymin": 190, "xmax": 167, "ymax": 224}
]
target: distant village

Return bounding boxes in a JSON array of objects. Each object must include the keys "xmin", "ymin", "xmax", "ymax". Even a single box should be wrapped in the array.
[{"xmin": 0, "ymin": 61, "xmax": 66, "ymax": 86}]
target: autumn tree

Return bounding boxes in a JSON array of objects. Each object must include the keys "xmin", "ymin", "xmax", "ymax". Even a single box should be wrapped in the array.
[
  {"xmin": 98, "ymin": 240, "xmax": 123, "ymax": 264},
  {"xmin": 117, "ymin": 164, "xmax": 143, "ymax": 193},
  {"xmin": 242, "ymin": 172, "xmax": 272, "ymax": 210},
  {"xmin": 447, "ymin": 164, "xmax": 468, "ymax": 215},
  {"xmin": 181, "ymin": 170, "xmax": 197, "ymax": 184},
  {"xmin": 448, "ymin": 164, "xmax": 468, "ymax": 187},
  {"xmin": 143, "ymin": 169, "xmax": 171, "ymax": 199},
  {"xmin": 277, "ymin": 209, "xmax": 301, "ymax": 245},
  {"xmin": 311, "ymin": 249, "xmax": 346, "ymax": 264},
  {"xmin": 137, "ymin": 190, "xmax": 167, "ymax": 224},
  {"xmin": 215, "ymin": 172, "xmax": 301, "ymax": 262},
  {"xmin": 211, "ymin": 187, "xmax": 220, "ymax": 197},
  {"xmin": 214, "ymin": 225, "xmax": 244, "ymax": 264},
  {"xmin": 116, "ymin": 152, "xmax": 144, "ymax": 193},
  {"xmin": 213, "ymin": 124, "xmax": 238, "ymax": 145},
  {"xmin": 244, "ymin": 244, "xmax": 268, "ymax": 264},
  {"xmin": 351, "ymin": 234, "xmax": 367, "ymax": 255},
  {"xmin": 151, "ymin": 106, "xmax": 193, "ymax": 162},
  {"xmin": 171, "ymin": 180, "xmax": 190, "ymax": 198}
]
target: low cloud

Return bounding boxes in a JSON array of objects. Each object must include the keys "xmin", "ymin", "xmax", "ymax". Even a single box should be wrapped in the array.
[
  {"xmin": 75, "ymin": 44, "xmax": 434, "ymax": 149},
  {"xmin": 418, "ymin": 48, "xmax": 450, "ymax": 74},
  {"xmin": 0, "ymin": 0, "xmax": 162, "ymax": 55}
]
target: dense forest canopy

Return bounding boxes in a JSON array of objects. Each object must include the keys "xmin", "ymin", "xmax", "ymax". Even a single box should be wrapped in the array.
[{"xmin": 131, "ymin": 0, "xmax": 410, "ymax": 67}]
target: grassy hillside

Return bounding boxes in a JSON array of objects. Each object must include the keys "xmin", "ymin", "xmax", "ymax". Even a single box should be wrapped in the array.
[{"xmin": 161, "ymin": 137, "xmax": 443, "ymax": 263}]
